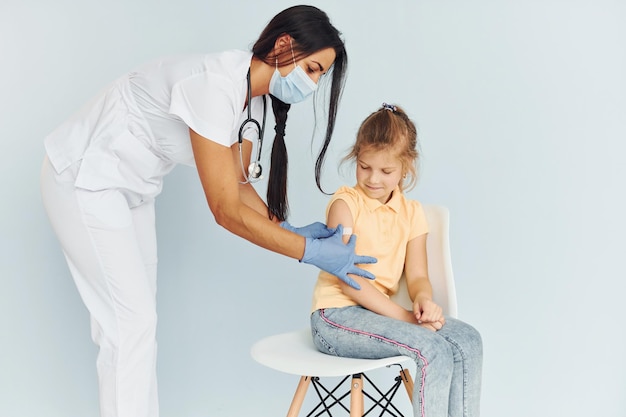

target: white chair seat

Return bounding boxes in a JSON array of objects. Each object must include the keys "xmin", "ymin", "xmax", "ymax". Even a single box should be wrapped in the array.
[{"xmin": 251, "ymin": 328, "xmax": 412, "ymax": 377}]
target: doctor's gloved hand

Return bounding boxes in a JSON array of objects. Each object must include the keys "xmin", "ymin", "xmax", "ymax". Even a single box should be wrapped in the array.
[
  {"xmin": 300, "ymin": 225, "xmax": 377, "ymax": 290},
  {"xmin": 280, "ymin": 221, "xmax": 334, "ymax": 239}
]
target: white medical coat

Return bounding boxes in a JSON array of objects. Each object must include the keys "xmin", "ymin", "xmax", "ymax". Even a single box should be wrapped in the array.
[{"xmin": 44, "ymin": 50, "xmax": 264, "ymax": 207}]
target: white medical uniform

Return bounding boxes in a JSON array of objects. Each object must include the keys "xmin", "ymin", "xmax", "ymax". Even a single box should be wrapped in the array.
[{"xmin": 41, "ymin": 50, "xmax": 264, "ymax": 417}]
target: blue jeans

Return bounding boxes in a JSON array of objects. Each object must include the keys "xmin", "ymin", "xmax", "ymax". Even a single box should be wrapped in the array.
[{"xmin": 311, "ymin": 307, "xmax": 482, "ymax": 417}]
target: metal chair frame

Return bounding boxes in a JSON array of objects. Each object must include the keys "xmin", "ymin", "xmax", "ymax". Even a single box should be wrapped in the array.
[{"xmin": 298, "ymin": 364, "xmax": 414, "ymax": 417}]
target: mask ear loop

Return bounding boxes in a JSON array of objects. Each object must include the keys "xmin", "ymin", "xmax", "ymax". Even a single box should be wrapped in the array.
[{"xmin": 289, "ymin": 38, "xmax": 297, "ymax": 69}]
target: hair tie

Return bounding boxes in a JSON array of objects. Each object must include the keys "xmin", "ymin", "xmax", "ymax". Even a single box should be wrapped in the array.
[
  {"xmin": 381, "ymin": 102, "xmax": 397, "ymax": 112},
  {"xmin": 274, "ymin": 123, "xmax": 286, "ymax": 137}
]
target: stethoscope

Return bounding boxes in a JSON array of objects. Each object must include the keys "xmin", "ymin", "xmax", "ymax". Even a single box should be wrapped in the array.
[{"xmin": 238, "ymin": 68, "xmax": 267, "ymax": 184}]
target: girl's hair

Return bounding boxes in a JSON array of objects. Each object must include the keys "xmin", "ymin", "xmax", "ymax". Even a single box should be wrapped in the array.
[
  {"xmin": 343, "ymin": 103, "xmax": 420, "ymax": 192},
  {"xmin": 252, "ymin": 5, "xmax": 348, "ymax": 221}
]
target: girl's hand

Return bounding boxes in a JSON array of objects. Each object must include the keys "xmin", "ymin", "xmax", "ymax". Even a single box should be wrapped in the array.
[
  {"xmin": 417, "ymin": 317, "xmax": 446, "ymax": 332},
  {"xmin": 413, "ymin": 298, "xmax": 444, "ymax": 325}
]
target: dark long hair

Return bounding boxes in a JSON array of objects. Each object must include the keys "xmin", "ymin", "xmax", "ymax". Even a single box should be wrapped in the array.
[{"xmin": 252, "ymin": 5, "xmax": 348, "ymax": 221}]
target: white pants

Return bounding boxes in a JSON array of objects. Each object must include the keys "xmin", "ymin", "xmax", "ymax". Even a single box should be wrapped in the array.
[{"xmin": 41, "ymin": 156, "xmax": 159, "ymax": 417}]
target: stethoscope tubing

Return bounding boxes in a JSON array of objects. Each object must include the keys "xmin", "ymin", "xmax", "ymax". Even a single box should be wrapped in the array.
[{"xmin": 238, "ymin": 68, "xmax": 267, "ymax": 184}]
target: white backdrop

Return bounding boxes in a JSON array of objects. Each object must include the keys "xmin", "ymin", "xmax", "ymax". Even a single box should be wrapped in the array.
[{"xmin": 1, "ymin": 1, "xmax": 625, "ymax": 416}]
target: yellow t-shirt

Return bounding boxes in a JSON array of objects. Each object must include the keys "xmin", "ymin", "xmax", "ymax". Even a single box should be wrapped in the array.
[{"xmin": 311, "ymin": 185, "xmax": 429, "ymax": 312}]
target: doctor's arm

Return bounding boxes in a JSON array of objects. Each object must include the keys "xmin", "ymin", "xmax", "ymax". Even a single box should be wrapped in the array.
[
  {"xmin": 190, "ymin": 128, "xmax": 377, "ymax": 285},
  {"xmin": 190, "ymin": 128, "xmax": 304, "ymax": 258}
]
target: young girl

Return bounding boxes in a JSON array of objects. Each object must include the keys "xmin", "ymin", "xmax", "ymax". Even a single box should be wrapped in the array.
[{"xmin": 310, "ymin": 103, "xmax": 483, "ymax": 417}]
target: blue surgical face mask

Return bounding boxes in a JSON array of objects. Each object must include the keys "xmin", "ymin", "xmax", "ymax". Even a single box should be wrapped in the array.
[
  {"xmin": 269, "ymin": 43, "xmax": 318, "ymax": 104},
  {"xmin": 269, "ymin": 66, "xmax": 317, "ymax": 104}
]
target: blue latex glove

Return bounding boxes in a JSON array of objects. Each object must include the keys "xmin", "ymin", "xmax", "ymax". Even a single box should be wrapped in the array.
[
  {"xmin": 300, "ymin": 224, "xmax": 377, "ymax": 290},
  {"xmin": 280, "ymin": 221, "xmax": 334, "ymax": 239}
]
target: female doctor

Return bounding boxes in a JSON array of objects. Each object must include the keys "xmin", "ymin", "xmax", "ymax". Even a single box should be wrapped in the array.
[{"xmin": 40, "ymin": 5, "xmax": 375, "ymax": 417}]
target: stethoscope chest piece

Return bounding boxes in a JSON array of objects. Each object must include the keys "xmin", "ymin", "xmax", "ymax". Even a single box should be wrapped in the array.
[{"xmin": 248, "ymin": 162, "xmax": 262, "ymax": 179}]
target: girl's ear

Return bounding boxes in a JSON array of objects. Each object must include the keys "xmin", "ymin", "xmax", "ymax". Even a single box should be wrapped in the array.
[{"xmin": 399, "ymin": 171, "xmax": 408, "ymax": 188}]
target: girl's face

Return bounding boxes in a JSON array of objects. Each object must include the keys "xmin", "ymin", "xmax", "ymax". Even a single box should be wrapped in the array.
[{"xmin": 356, "ymin": 146, "xmax": 404, "ymax": 204}]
